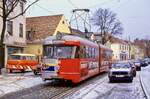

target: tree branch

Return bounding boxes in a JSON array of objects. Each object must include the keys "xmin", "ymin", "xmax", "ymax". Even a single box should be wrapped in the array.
[
  {"xmin": 91, "ymin": 8, "xmax": 123, "ymax": 44},
  {"xmin": 7, "ymin": 0, "xmax": 39, "ymax": 21},
  {"xmin": 5, "ymin": 0, "xmax": 20, "ymax": 17}
]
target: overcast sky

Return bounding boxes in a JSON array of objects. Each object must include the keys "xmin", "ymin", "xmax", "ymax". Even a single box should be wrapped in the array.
[{"xmin": 27, "ymin": 0, "xmax": 150, "ymax": 40}]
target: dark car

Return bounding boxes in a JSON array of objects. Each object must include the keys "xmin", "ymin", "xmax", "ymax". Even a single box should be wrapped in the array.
[
  {"xmin": 144, "ymin": 58, "xmax": 150, "ymax": 64},
  {"xmin": 134, "ymin": 60, "xmax": 141, "ymax": 71},
  {"xmin": 108, "ymin": 61, "xmax": 134, "ymax": 82},
  {"xmin": 140, "ymin": 60, "xmax": 148, "ymax": 67}
]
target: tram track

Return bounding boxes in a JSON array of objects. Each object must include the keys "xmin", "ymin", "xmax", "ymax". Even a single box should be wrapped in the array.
[
  {"xmin": 51, "ymin": 73, "xmax": 108, "ymax": 99},
  {"xmin": 32, "ymin": 74, "xmax": 108, "ymax": 99},
  {"xmin": 0, "ymin": 73, "xmax": 107, "ymax": 99}
]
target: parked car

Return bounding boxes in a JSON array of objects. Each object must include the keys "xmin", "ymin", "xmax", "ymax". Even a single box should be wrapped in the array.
[
  {"xmin": 134, "ymin": 60, "xmax": 141, "ymax": 71},
  {"xmin": 108, "ymin": 61, "xmax": 134, "ymax": 82},
  {"xmin": 144, "ymin": 58, "xmax": 150, "ymax": 64},
  {"xmin": 140, "ymin": 59, "xmax": 148, "ymax": 67},
  {"xmin": 129, "ymin": 62, "xmax": 136, "ymax": 76}
]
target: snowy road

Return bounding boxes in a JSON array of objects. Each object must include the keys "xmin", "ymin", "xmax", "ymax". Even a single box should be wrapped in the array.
[
  {"xmin": 1, "ymin": 69, "xmax": 147, "ymax": 99},
  {"xmin": 67, "ymin": 72, "xmax": 146, "ymax": 99},
  {"xmin": 140, "ymin": 65, "xmax": 150, "ymax": 99}
]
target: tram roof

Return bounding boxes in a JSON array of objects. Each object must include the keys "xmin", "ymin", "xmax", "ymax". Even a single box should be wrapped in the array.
[{"xmin": 44, "ymin": 35, "xmax": 111, "ymax": 50}]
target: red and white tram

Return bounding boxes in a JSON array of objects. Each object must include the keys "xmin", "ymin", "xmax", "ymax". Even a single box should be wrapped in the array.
[{"xmin": 41, "ymin": 34, "xmax": 112, "ymax": 83}]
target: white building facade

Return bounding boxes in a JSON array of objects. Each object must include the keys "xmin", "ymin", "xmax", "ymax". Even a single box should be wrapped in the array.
[
  {"xmin": 0, "ymin": 0, "xmax": 26, "ymax": 68},
  {"xmin": 111, "ymin": 40, "xmax": 130, "ymax": 61}
]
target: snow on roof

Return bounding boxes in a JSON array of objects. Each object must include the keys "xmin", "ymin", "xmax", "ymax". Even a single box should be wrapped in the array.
[{"xmin": 44, "ymin": 35, "xmax": 111, "ymax": 50}]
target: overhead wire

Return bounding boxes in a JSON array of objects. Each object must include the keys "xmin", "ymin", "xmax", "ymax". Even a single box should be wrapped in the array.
[
  {"xmin": 27, "ymin": 0, "xmax": 55, "ymax": 14},
  {"xmin": 67, "ymin": 0, "xmax": 79, "ymax": 9}
]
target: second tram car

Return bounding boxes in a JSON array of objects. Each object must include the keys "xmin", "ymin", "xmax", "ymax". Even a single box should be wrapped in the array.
[{"xmin": 41, "ymin": 34, "xmax": 112, "ymax": 83}]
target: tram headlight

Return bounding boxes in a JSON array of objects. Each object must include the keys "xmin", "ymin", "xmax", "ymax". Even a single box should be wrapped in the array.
[
  {"xmin": 58, "ymin": 60, "xmax": 61, "ymax": 64},
  {"xmin": 42, "ymin": 63, "xmax": 47, "ymax": 69}
]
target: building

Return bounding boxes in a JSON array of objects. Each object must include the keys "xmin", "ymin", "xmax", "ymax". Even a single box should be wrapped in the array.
[
  {"xmin": 110, "ymin": 37, "xmax": 130, "ymax": 61},
  {"xmin": 0, "ymin": 0, "xmax": 26, "ymax": 68},
  {"xmin": 24, "ymin": 14, "xmax": 71, "ymax": 57},
  {"xmin": 134, "ymin": 39, "xmax": 150, "ymax": 58},
  {"xmin": 70, "ymin": 27, "xmax": 85, "ymax": 37}
]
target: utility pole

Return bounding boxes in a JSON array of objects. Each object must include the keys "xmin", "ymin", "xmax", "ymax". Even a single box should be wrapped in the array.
[{"xmin": 128, "ymin": 36, "xmax": 131, "ymax": 59}]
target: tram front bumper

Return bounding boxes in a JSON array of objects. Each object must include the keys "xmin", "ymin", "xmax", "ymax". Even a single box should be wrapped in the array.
[{"xmin": 41, "ymin": 71, "xmax": 61, "ymax": 81}]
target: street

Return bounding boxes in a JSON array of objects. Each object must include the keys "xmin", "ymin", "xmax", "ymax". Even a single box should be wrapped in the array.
[
  {"xmin": 1, "ymin": 66, "xmax": 148, "ymax": 99},
  {"xmin": 66, "ymin": 71, "xmax": 145, "ymax": 99}
]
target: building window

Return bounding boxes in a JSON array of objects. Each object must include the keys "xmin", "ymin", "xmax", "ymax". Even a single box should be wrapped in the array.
[
  {"xmin": 120, "ymin": 45, "xmax": 121, "ymax": 50},
  {"xmin": 26, "ymin": 31, "xmax": 33, "ymax": 40},
  {"xmin": 20, "ymin": 2, "xmax": 24, "ymax": 14},
  {"xmin": 62, "ymin": 21, "xmax": 65, "ymax": 24},
  {"xmin": 19, "ymin": 23, "xmax": 23, "ymax": 38},
  {"xmin": 7, "ymin": 21, "xmax": 13, "ymax": 35}
]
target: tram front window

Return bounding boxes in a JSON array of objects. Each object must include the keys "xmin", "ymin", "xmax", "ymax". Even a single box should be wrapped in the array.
[{"xmin": 44, "ymin": 45, "xmax": 75, "ymax": 59}]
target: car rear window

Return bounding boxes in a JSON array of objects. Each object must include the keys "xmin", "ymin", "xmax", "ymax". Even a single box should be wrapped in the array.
[{"xmin": 112, "ymin": 63, "xmax": 131, "ymax": 68}]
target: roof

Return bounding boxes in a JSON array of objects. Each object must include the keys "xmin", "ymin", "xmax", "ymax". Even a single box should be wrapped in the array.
[
  {"xmin": 70, "ymin": 27, "xmax": 85, "ymax": 37},
  {"xmin": 10, "ymin": 53, "xmax": 36, "ymax": 56},
  {"xmin": 44, "ymin": 35, "xmax": 97, "ymax": 46},
  {"xmin": 26, "ymin": 14, "xmax": 63, "ymax": 42},
  {"xmin": 44, "ymin": 34, "xmax": 111, "ymax": 50},
  {"xmin": 110, "ymin": 36, "xmax": 128, "ymax": 45}
]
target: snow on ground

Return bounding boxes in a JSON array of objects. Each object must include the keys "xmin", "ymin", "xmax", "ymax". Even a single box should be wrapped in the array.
[
  {"xmin": 67, "ymin": 71, "xmax": 146, "ymax": 99},
  {"xmin": 140, "ymin": 65, "xmax": 150, "ymax": 99},
  {"xmin": 0, "ymin": 72, "xmax": 46, "ymax": 97},
  {"xmin": 66, "ymin": 76, "xmax": 117, "ymax": 99}
]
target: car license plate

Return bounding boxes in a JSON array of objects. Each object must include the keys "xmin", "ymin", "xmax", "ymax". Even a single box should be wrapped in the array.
[{"xmin": 116, "ymin": 75, "xmax": 124, "ymax": 77}]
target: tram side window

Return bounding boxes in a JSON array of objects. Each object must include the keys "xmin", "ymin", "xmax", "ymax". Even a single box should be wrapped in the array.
[
  {"xmin": 75, "ymin": 46, "xmax": 97, "ymax": 59},
  {"xmin": 95, "ymin": 48, "xmax": 99, "ymax": 58},
  {"xmin": 85, "ymin": 47, "xmax": 89, "ymax": 58},
  {"xmin": 80, "ymin": 46, "xmax": 86, "ymax": 58},
  {"xmin": 75, "ymin": 46, "xmax": 86, "ymax": 58},
  {"xmin": 103, "ymin": 50, "xmax": 112, "ymax": 60},
  {"xmin": 92, "ymin": 48, "xmax": 95, "ymax": 58}
]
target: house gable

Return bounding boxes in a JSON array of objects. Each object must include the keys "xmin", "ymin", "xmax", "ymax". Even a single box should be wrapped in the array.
[
  {"xmin": 26, "ymin": 14, "xmax": 63, "ymax": 42},
  {"xmin": 54, "ymin": 15, "xmax": 71, "ymax": 35}
]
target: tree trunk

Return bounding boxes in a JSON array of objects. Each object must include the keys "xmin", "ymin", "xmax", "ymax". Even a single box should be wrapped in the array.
[
  {"xmin": 0, "ymin": 0, "xmax": 7, "ymax": 74},
  {"xmin": 0, "ymin": 17, "xmax": 6, "ymax": 74}
]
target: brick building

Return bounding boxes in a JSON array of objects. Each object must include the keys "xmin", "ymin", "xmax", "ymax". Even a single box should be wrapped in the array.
[{"xmin": 24, "ymin": 14, "xmax": 71, "ymax": 56}]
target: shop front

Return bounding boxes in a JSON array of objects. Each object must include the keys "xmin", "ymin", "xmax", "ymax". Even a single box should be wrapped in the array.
[{"xmin": 4, "ymin": 42, "xmax": 26, "ymax": 68}]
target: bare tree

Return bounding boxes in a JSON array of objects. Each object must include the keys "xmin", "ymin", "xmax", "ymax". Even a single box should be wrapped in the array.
[
  {"xmin": 0, "ymin": 0, "xmax": 39, "ymax": 70},
  {"xmin": 91, "ymin": 8, "xmax": 123, "ymax": 44}
]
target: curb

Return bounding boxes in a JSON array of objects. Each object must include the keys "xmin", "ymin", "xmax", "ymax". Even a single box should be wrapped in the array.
[{"xmin": 140, "ymin": 72, "xmax": 150, "ymax": 99}]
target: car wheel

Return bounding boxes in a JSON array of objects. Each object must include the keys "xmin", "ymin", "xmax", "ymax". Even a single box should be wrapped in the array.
[
  {"xmin": 133, "ymin": 71, "xmax": 136, "ymax": 77},
  {"xmin": 139, "ymin": 67, "xmax": 141, "ymax": 71},
  {"xmin": 129, "ymin": 77, "xmax": 133, "ymax": 82},
  {"xmin": 43, "ymin": 79, "xmax": 46, "ymax": 81},
  {"xmin": 8, "ymin": 69, "xmax": 12, "ymax": 73},
  {"xmin": 133, "ymin": 72, "xmax": 136, "ymax": 77},
  {"xmin": 109, "ymin": 78, "xmax": 113, "ymax": 83},
  {"xmin": 137, "ymin": 67, "xmax": 141, "ymax": 71},
  {"xmin": 21, "ymin": 69, "xmax": 25, "ymax": 73},
  {"xmin": 33, "ymin": 70, "xmax": 38, "ymax": 75}
]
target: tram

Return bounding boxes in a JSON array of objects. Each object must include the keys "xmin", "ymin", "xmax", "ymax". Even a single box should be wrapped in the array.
[{"xmin": 41, "ymin": 33, "xmax": 112, "ymax": 83}]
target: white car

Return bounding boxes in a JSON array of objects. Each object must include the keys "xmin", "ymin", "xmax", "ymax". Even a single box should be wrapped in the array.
[{"xmin": 108, "ymin": 62, "xmax": 134, "ymax": 82}]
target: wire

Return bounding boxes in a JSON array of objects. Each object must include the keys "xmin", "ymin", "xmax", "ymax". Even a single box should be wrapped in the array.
[
  {"xmin": 27, "ymin": 0, "xmax": 55, "ymax": 14},
  {"xmin": 67, "ymin": 0, "xmax": 79, "ymax": 9},
  {"xmin": 87, "ymin": 0, "xmax": 113, "ymax": 9}
]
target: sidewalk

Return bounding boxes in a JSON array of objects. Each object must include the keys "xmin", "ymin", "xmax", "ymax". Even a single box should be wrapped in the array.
[
  {"xmin": 0, "ymin": 71, "xmax": 45, "ymax": 97},
  {"xmin": 140, "ymin": 65, "xmax": 150, "ymax": 99}
]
